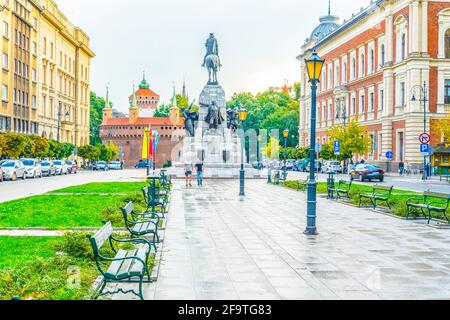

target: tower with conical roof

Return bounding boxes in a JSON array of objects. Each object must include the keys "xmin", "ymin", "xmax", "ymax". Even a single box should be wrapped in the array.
[
  {"xmin": 102, "ymin": 86, "xmax": 113, "ymax": 124},
  {"xmin": 170, "ymin": 85, "xmax": 180, "ymax": 125},
  {"xmin": 129, "ymin": 83, "xmax": 139, "ymax": 124},
  {"xmin": 129, "ymin": 71, "xmax": 161, "ymax": 117}
]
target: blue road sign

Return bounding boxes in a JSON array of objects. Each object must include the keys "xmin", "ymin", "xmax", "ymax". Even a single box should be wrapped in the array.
[
  {"xmin": 386, "ymin": 151, "xmax": 394, "ymax": 160},
  {"xmin": 420, "ymin": 144, "xmax": 430, "ymax": 154},
  {"xmin": 334, "ymin": 140, "xmax": 341, "ymax": 155}
]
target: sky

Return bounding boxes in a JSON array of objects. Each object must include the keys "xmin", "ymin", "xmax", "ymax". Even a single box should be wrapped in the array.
[{"xmin": 56, "ymin": 0, "xmax": 371, "ymax": 113}]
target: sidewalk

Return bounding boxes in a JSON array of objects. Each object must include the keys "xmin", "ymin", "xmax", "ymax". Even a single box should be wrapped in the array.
[{"xmin": 138, "ymin": 179, "xmax": 450, "ymax": 300}]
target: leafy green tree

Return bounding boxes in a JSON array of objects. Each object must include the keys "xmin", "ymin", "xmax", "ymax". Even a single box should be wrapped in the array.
[
  {"xmin": 30, "ymin": 135, "xmax": 50, "ymax": 158},
  {"xmin": 78, "ymin": 145, "xmax": 100, "ymax": 161},
  {"xmin": 154, "ymin": 103, "xmax": 170, "ymax": 117},
  {"xmin": 106, "ymin": 140, "xmax": 119, "ymax": 161},
  {"xmin": 90, "ymin": 92, "xmax": 113, "ymax": 146},
  {"xmin": 0, "ymin": 132, "xmax": 27, "ymax": 159},
  {"xmin": 319, "ymin": 143, "xmax": 333, "ymax": 161},
  {"xmin": 326, "ymin": 119, "xmax": 371, "ymax": 161}
]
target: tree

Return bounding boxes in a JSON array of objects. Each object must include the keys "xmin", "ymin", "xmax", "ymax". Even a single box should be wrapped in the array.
[
  {"xmin": 0, "ymin": 133, "xmax": 27, "ymax": 159},
  {"xmin": 435, "ymin": 117, "xmax": 450, "ymax": 142},
  {"xmin": 90, "ymin": 91, "xmax": 113, "ymax": 146},
  {"xmin": 262, "ymin": 136, "xmax": 280, "ymax": 159},
  {"xmin": 78, "ymin": 145, "xmax": 100, "ymax": 161},
  {"xmin": 319, "ymin": 143, "xmax": 333, "ymax": 161},
  {"xmin": 154, "ymin": 104, "xmax": 170, "ymax": 118},
  {"xmin": 326, "ymin": 119, "xmax": 371, "ymax": 161},
  {"xmin": 106, "ymin": 140, "xmax": 119, "ymax": 161},
  {"xmin": 30, "ymin": 135, "xmax": 50, "ymax": 158}
]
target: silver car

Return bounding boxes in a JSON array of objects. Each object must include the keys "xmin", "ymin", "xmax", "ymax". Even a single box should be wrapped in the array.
[
  {"xmin": 322, "ymin": 161, "xmax": 343, "ymax": 174},
  {"xmin": 1, "ymin": 160, "xmax": 26, "ymax": 181},
  {"xmin": 21, "ymin": 159, "xmax": 42, "ymax": 178},
  {"xmin": 108, "ymin": 161, "xmax": 122, "ymax": 170},
  {"xmin": 53, "ymin": 160, "xmax": 68, "ymax": 175}
]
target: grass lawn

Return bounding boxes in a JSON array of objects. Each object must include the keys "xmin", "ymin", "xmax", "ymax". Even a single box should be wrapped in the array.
[
  {"xmin": 0, "ymin": 236, "xmax": 61, "ymax": 269},
  {"xmin": 52, "ymin": 182, "xmax": 148, "ymax": 195},
  {"xmin": 282, "ymin": 180, "xmax": 449, "ymax": 221},
  {"xmin": 0, "ymin": 194, "xmax": 126, "ymax": 229}
]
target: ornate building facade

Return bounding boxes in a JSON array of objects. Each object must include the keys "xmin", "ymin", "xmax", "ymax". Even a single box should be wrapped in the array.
[
  {"xmin": 100, "ymin": 77, "xmax": 185, "ymax": 168},
  {"xmin": 298, "ymin": 0, "xmax": 450, "ymax": 169},
  {"xmin": 0, "ymin": 0, "xmax": 94, "ymax": 146}
]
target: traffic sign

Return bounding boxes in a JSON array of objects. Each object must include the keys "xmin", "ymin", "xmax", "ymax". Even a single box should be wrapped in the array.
[
  {"xmin": 419, "ymin": 133, "xmax": 431, "ymax": 145},
  {"xmin": 386, "ymin": 151, "xmax": 394, "ymax": 160},
  {"xmin": 420, "ymin": 144, "xmax": 430, "ymax": 155},
  {"xmin": 334, "ymin": 140, "xmax": 341, "ymax": 155}
]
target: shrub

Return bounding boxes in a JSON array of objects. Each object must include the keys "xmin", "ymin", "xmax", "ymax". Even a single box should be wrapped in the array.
[
  {"xmin": 100, "ymin": 207, "xmax": 123, "ymax": 227},
  {"xmin": 55, "ymin": 232, "xmax": 93, "ymax": 261}
]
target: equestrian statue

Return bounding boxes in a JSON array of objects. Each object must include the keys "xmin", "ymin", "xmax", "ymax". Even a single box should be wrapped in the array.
[{"xmin": 202, "ymin": 33, "xmax": 222, "ymax": 85}]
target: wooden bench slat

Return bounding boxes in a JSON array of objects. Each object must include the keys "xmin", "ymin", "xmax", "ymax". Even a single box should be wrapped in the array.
[
  {"xmin": 116, "ymin": 250, "xmax": 138, "ymax": 278},
  {"xmin": 105, "ymin": 250, "xmax": 127, "ymax": 278},
  {"xmin": 91, "ymin": 222, "xmax": 113, "ymax": 252},
  {"xmin": 130, "ymin": 247, "xmax": 148, "ymax": 275}
]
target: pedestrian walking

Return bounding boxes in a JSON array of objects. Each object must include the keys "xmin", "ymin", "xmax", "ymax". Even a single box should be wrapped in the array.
[
  {"xmin": 399, "ymin": 161, "xmax": 405, "ymax": 176},
  {"xmin": 195, "ymin": 162, "xmax": 204, "ymax": 187},
  {"xmin": 184, "ymin": 160, "xmax": 193, "ymax": 187}
]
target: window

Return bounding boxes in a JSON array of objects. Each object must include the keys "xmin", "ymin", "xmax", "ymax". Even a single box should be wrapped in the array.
[
  {"xmin": 32, "ymin": 41, "xmax": 37, "ymax": 55},
  {"xmin": 370, "ymin": 49, "xmax": 374, "ymax": 73},
  {"xmin": 32, "ymin": 68, "xmax": 36, "ymax": 82},
  {"xmin": 380, "ymin": 44, "xmax": 385, "ymax": 67},
  {"xmin": 3, "ymin": 21, "xmax": 8, "ymax": 38},
  {"xmin": 445, "ymin": 80, "xmax": 450, "ymax": 104},
  {"xmin": 360, "ymin": 94, "xmax": 365, "ymax": 114},
  {"xmin": 31, "ymin": 95, "xmax": 36, "ymax": 109},
  {"xmin": 401, "ymin": 34, "xmax": 406, "ymax": 61},
  {"xmin": 328, "ymin": 103, "xmax": 332, "ymax": 120},
  {"xmin": 343, "ymin": 62, "xmax": 347, "ymax": 83},
  {"xmin": 352, "ymin": 97, "xmax": 356, "ymax": 115},
  {"xmin": 400, "ymin": 82, "xmax": 405, "ymax": 105},
  {"xmin": 2, "ymin": 53, "xmax": 8, "ymax": 69},
  {"xmin": 2, "ymin": 84, "xmax": 8, "ymax": 101},
  {"xmin": 380, "ymin": 89, "xmax": 384, "ymax": 110},
  {"xmin": 370, "ymin": 92, "xmax": 374, "ymax": 112},
  {"xmin": 446, "ymin": 29, "xmax": 450, "ymax": 59},
  {"xmin": 360, "ymin": 53, "xmax": 365, "ymax": 77},
  {"xmin": 352, "ymin": 58, "xmax": 356, "ymax": 80}
]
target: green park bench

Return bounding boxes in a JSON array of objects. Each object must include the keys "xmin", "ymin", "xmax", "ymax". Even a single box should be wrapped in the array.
[
  {"xmin": 439, "ymin": 175, "xmax": 450, "ymax": 183},
  {"xmin": 406, "ymin": 191, "xmax": 450, "ymax": 224},
  {"xmin": 88, "ymin": 222, "xmax": 153, "ymax": 301},
  {"xmin": 336, "ymin": 180, "xmax": 353, "ymax": 200},
  {"xmin": 142, "ymin": 186, "xmax": 167, "ymax": 218},
  {"xmin": 358, "ymin": 185, "xmax": 394, "ymax": 210},
  {"xmin": 121, "ymin": 202, "xmax": 160, "ymax": 251}
]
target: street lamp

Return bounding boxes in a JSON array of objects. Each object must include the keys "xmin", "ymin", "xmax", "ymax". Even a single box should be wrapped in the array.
[
  {"xmin": 304, "ymin": 51, "xmax": 325, "ymax": 236},
  {"xmin": 238, "ymin": 107, "xmax": 248, "ymax": 196},
  {"xmin": 283, "ymin": 129, "xmax": 289, "ymax": 179},
  {"xmin": 411, "ymin": 82, "xmax": 428, "ymax": 181},
  {"xmin": 257, "ymin": 134, "xmax": 262, "ymax": 170}
]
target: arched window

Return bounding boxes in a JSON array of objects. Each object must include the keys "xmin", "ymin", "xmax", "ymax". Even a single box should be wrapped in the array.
[
  {"xmin": 360, "ymin": 54, "xmax": 365, "ymax": 76},
  {"xmin": 352, "ymin": 58, "xmax": 356, "ymax": 79},
  {"xmin": 381, "ymin": 44, "xmax": 385, "ymax": 66},
  {"xmin": 370, "ymin": 49, "xmax": 374, "ymax": 73},
  {"xmin": 401, "ymin": 34, "xmax": 406, "ymax": 60},
  {"xmin": 445, "ymin": 29, "xmax": 450, "ymax": 58}
]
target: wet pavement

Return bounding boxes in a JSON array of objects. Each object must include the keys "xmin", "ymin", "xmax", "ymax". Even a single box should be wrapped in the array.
[{"xmin": 117, "ymin": 179, "xmax": 450, "ymax": 300}]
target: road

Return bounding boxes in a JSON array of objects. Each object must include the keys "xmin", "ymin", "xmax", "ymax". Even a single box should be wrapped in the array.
[
  {"xmin": 0, "ymin": 169, "xmax": 146, "ymax": 203},
  {"xmin": 283, "ymin": 171, "xmax": 450, "ymax": 194}
]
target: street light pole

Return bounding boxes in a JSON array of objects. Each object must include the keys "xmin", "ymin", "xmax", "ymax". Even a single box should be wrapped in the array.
[
  {"xmin": 257, "ymin": 134, "xmax": 261, "ymax": 170},
  {"xmin": 152, "ymin": 132, "xmax": 157, "ymax": 173},
  {"xmin": 283, "ymin": 129, "xmax": 289, "ymax": 179},
  {"xmin": 145, "ymin": 127, "xmax": 150, "ymax": 177},
  {"xmin": 304, "ymin": 51, "xmax": 325, "ymax": 236},
  {"xmin": 411, "ymin": 81, "xmax": 428, "ymax": 181},
  {"xmin": 238, "ymin": 107, "xmax": 248, "ymax": 197}
]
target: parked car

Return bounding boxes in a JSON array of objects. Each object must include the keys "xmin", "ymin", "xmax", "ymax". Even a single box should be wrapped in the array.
[
  {"xmin": 0, "ymin": 166, "xmax": 3, "ymax": 182},
  {"xmin": 281, "ymin": 160, "xmax": 295, "ymax": 171},
  {"xmin": 108, "ymin": 161, "xmax": 122, "ymax": 170},
  {"xmin": 134, "ymin": 160, "xmax": 151, "ymax": 169},
  {"xmin": 293, "ymin": 159, "xmax": 310, "ymax": 172},
  {"xmin": 350, "ymin": 164, "xmax": 385, "ymax": 182},
  {"xmin": 41, "ymin": 161, "xmax": 56, "ymax": 177},
  {"xmin": 66, "ymin": 161, "xmax": 78, "ymax": 174},
  {"xmin": 322, "ymin": 161, "xmax": 343, "ymax": 174},
  {"xmin": 53, "ymin": 160, "xmax": 68, "ymax": 175},
  {"xmin": 94, "ymin": 161, "xmax": 109, "ymax": 171},
  {"xmin": 21, "ymin": 159, "xmax": 42, "ymax": 178},
  {"xmin": 1, "ymin": 160, "xmax": 26, "ymax": 181}
]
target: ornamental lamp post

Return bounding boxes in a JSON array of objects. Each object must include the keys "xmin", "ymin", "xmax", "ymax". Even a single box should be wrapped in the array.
[
  {"xmin": 283, "ymin": 129, "xmax": 289, "ymax": 179},
  {"xmin": 257, "ymin": 134, "xmax": 262, "ymax": 170},
  {"xmin": 411, "ymin": 82, "xmax": 428, "ymax": 181},
  {"xmin": 238, "ymin": 107, "xmax": 248, "ymax": 196},
  {"xmin": 304, "ymin": 51, "xmax": 325, "ymax": 236},
  {"xmin": 144, "ymin": 127, "xmax": 151, "ymax": 177}
]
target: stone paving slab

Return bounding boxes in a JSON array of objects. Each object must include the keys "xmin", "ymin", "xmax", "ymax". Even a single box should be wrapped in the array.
[{"xmin": 114, "ymin": 179, "xmax": 450, "ymax": 300}]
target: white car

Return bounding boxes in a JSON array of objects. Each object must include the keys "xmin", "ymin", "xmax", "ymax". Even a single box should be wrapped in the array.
[
  {"xmin": 53, "ymin": 160, "xmax": 68, "ymax": 175},
  {"xmin": 1, "ymin": 160, "xmax": 26, "ymax": 181},
  {"xmin": 322, "ymin": 161, "xmax": 343, "ymax": 174},
  {"xmin": 21, "ymin": 159, "xmax": 42, "ymax": 178},
  {"xmin": 108, "ymin": 161, "xmax": 122, "ymax": 170}
]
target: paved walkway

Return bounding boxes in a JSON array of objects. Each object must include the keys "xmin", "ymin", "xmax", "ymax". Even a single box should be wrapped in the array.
[{"xmin": 110, "ymin": 179, "xmax": 450, "ymax": 300}]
